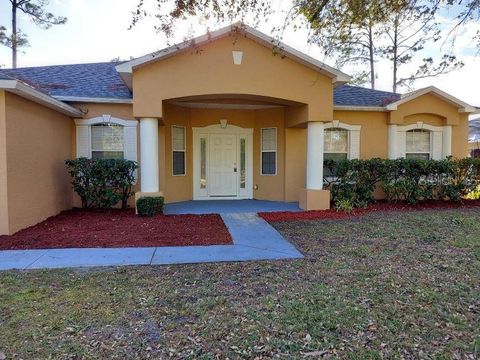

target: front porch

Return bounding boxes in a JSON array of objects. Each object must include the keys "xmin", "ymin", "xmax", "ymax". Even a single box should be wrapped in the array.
[
  {"xmin": 137, "ymin": 94, "xmax": 332, "ymax": 210},
  {"xmin": 164, "ymin": 199, "xmax": 301, "ymax": 214}
]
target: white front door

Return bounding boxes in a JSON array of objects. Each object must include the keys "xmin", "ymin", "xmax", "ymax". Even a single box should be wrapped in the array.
[
  {"xmin": 209, "ymin": 134, "xmax": 237, "ymax": 196},
  {"xmin": 193, "ymin": 124, "xmax": 253, "ymax": 200}
]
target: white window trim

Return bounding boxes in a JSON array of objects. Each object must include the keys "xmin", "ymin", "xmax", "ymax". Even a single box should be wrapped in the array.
[
  {"xmin": 74, "ymin": 116, "xmax": 138, "ymax": 160},
  {"xmin": 393, "ymin": 121, "xmax": 448, "ymax": 160},
  {"xmin": 405, "ymin": 129, "xmax": 433, "ymax": 160},
  {"xmin": 324, "ymin": 120, "xmax": 361, "ymax": 160},
  {"xmin": 91, "ymin": 124, "xmax": 124, "ymax": 156},
  {"xmin": 324, "ymin": 128, "xmax": 349, "ymax": 156},
  {"xmin": 172, "ymin": 125, "xmax": 187, "ymax": 177},
  {"xmin": 260, "ymin": 127, "xmax": 278, "ymax": 176}
]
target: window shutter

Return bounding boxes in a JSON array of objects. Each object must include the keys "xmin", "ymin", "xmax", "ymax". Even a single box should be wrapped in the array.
[
  {"xmin": 348, "ymin": 130, "xmax": 360, "ymax": 159},
  {"xmin": 431, "ymin": 131, "xmax": 443, "ymax": 160},
  {"xmin": 124, "ymin": 126, "xmax": 138, "ymax": 162},
  {"xmin": 76, "ymin": 125, "xmax": 91, "ymax": 158},
  {"xmin": 396, "ymin": 130, "xmax": 406, "ymax": 158}
]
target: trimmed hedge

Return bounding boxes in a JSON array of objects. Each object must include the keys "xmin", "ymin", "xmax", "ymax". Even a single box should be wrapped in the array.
[
  {"xmin": 136, "ymin": 196, "xmax": 164, "ymax": 217},
  {"xmin": 65, "ymin": 158, "xmax": 138, "ymax": 209},
  {"xmin": 324, "ymin": 157, "xmax": 480, "ymax": 209}
]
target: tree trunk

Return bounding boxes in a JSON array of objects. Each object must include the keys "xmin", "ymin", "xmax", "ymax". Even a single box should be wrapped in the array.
[
  {"xmin": 392, "ymin": 15, "xmax": 399, "ymax": 93},
  {"xmin": 368, "ymin": 22, "xmax": 375, "ymax": 89},
  {"xmin": 11, "ymin": 0, "xmax": 17, "ymax": 68}
]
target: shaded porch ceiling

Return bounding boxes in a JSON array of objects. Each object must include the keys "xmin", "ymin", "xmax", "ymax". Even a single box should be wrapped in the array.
[{"xmin": 164, "ymin": 94, "xmax": 306, "ymax": 110}]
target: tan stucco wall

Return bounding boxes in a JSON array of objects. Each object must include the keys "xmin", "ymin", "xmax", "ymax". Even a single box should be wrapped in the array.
[
  {"xmin": 285, "ymin": 127, "xmax": 306, "ymax": 202},
  {"xmin": 333, "ymin": 111, "xmax": 389, "ymax": 159},
  {"xmin": 132, "ymin": 35, "xmax": 334, "ymax": 124},
  {"xmin": 389, "ymin": 93, "xmax": 461, "ymax": 125},
  {"xmin": 3, "ymin": 93, "xmax": 73, "ymax": 234},
  {"xmin": 0, "ymin": 91, "xmax": 8, "ymax": 235}
]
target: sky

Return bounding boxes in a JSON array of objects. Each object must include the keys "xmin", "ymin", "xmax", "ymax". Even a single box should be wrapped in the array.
[{"xmin": 0, "ymin": 0, "xmax": 479, "ymax": 112}]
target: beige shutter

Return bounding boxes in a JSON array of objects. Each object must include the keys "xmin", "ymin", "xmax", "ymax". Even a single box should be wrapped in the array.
[
  {"xmin": 76, "ymin": 125, "xmax": 91, "ymax": 158},
  {"xmin": 348, "ymin": 130, "xmax": 360, "ymax": 159},
  {"xmin": 431, "ymin": 131, "xmax": 443, "ymax": 160},
  {"xmin": 396, "ymin": 130, "xmax": 406, "ymax": 158},
  {"xmin": 123, "ymin": 126, "xmax": 138, "ymax": 162}
]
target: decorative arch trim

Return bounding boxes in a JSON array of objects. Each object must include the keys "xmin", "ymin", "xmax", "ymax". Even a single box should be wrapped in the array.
[
  {"xmin": 75, "ymin": 115, "xmax": 138, "ymax": 127},
  {"xmin": 401, "ymin": 121, "xmax": 444, "ymax": 133},
  {"xmin": 324, "ymin": 120, "xmax": 361, "ymax": 131}
]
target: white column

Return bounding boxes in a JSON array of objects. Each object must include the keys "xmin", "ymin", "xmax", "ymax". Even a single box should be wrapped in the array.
[
  {"xmin": 306, "ymin": 121, "xmax": 324, "ymax": 190},
  {"xmin": 442, "ymin": 125, "xmax": 452, "ymax": 158},
  {"xmin": 388, "ymin": 124, "xmax": 397, "ymax": 159},
  {"xmin": 140, "ymin": 118, "xmax": 159, "ymax": 193}
]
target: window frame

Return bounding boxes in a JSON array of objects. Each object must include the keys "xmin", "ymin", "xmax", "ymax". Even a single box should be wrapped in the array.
[
  {"xmin": 90, "ymin": 123, "xmax": 125, "ymax": 160},
  {"xmin": 260, "ymin": 127, "xmax": 277, "ymax": 176},
  {"xmin": 74, "ymin": 116, "xmax": 138, "ymax": 161},
  {"xmin": 323, "ymin": 127, "xmax": 349, "ymax": 159},
  {"xmin": 405, "ymin": 128, "xmax": 432, "ymax": 160},
  {"xmin": 172, "ymin": 125, "xmax": 187, "ymax": 176}
]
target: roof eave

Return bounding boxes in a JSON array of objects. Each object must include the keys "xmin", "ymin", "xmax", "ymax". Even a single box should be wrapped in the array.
[
  {"xmin": 0, "ymin": 79, "xmax": 84, "ymax": 117},
  {"xmin": 54, "ymin": 96, "xmax": 133, "ymax": 104},
  {"xmin": 334, "ymin": 105, "xmax": 387, "ymax": 112}
]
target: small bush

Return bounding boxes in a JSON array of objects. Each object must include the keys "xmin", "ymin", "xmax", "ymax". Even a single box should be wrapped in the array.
[
  {"xmin": 136, "ymin": 197, "xmax": 164, "ymax": 217},
  {"xmin": 65, "ymin": 158, "xmax": 138, "ymax": 209}
]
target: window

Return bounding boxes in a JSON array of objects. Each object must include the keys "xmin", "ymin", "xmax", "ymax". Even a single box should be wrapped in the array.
[
  {"xmin": 406, "ymin": 129, "xmax": 431, "ymax": 160},
  {"xmin": 324, "ymin": 128, "xmax": 348, "ymax": 175},
  {"xmin": 172, "ymin": 126, "xmax": 186, "ymax": 176},
  {"xmin": 91, "ymin": 124, "xmax": 124, "ymax": 159},
  {"xmin": 200, "ymin": 137, "xmax": 207, "ymax": 189},
  {"xmin": 240, "ymin": 138, "xmax": 246, "ymax": 188},
  {"xmin": 261, "ymin": 128, "xmax": 277, "ymax": 175}
]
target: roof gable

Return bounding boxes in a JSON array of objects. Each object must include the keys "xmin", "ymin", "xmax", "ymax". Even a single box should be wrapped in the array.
[
  {"xmin": 386, "ymin": 86, "xmax": 476, "ymax": 113},
  {"xmin": 116, "ymin": 22, "xmax": 351, "ymax": 88}
]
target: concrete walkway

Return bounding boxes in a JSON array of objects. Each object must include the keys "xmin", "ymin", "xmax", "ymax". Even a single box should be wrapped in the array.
[{"xmin": 0, "ymin": 207, "xmax": 303, "ymax": 270}]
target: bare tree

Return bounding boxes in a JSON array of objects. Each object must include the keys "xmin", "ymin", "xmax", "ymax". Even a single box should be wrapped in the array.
[
  {"xmin": 304, "ymin": 1, "xmax": 388, "ymax": 89},
  {"xmin": 1, "ymin": 0, "xmax": 67, "ymax": 68},
  {"xmin": 380, "ymin": 1, "xmax": 463, "ymax": 93}
]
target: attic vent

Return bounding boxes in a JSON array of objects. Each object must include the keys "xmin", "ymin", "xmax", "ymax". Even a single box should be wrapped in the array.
[{"xmin": 232, "ymin": 51, "xmax": 243, "ymax": 65}]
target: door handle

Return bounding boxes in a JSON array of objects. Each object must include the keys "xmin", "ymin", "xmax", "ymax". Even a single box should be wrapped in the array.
[{"xmin": 234, "ymin": 167, "xmax": 237, "ymax": 172}]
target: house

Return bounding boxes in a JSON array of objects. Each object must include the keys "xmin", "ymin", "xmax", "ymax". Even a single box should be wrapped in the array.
[{"xmin": 0, "ymin": 23, "xmax": 477, "ymax": 235}]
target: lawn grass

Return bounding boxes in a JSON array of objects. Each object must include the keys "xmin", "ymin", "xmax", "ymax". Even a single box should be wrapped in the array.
[{"xmin": 0, "ymin": 208, "xmax": 479, "ymax": 359}]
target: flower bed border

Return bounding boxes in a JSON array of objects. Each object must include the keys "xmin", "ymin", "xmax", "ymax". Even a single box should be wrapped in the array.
[{"xmin": 258, "ymin": 200, "xmax": 480, "ymax": 223}]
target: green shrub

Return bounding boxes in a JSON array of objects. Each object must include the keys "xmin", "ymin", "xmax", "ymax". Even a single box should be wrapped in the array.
[
  {"xmin": 326, "ymin": 158, "xmax": 387, "ymax": 208},
  {"xmin": 136, "ymin": 196, "xmax": 164, "ymax": 217},
  {"xmin": 324, "ymin": 157, "xmax": 480, "ymax": 209},
  {"xmin": 65, "ymin": 158, "xmax": 138, "ymax": 209}
]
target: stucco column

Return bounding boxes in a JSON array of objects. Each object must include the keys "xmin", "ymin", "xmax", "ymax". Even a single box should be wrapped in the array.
[
  {"xmin": 442, "ymin": 125, "xmax": 452, "ymax": 158},
  {"xmin": 388, "ymin": 124, "xmax": 397, "ymax": 159},
  {"xmin": 306, "ymin": 121, "xmax": 324, "ymax": 190},
  {"xmin": 299, "ymin": 121, "xmax": 330, "ymax": 211},
  {"xmin": 139, "ymin": 117, "xmax": 159, "ymax": 193}
]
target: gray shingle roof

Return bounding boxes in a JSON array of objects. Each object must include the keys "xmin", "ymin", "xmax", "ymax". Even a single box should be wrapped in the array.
[
  {"xmin": 0, "ymin": 62, "xmax": 400, "ymax": 107},
  {"xmin": 0, "ymin": 62, "xmax": 132, "ymax": 99},
  {"xmin": 334, "ymin": 85, "xmax": 400, "ymax": 107}
]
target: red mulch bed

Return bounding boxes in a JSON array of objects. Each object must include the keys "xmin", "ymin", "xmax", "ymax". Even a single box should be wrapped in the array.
[
  {"xmin": 0, "ymin": 209, "xmax": 233, "ymax": 250},
  {"xmin": 259, "ymin": 199, "xmax": 480, "ymax": 223}
]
